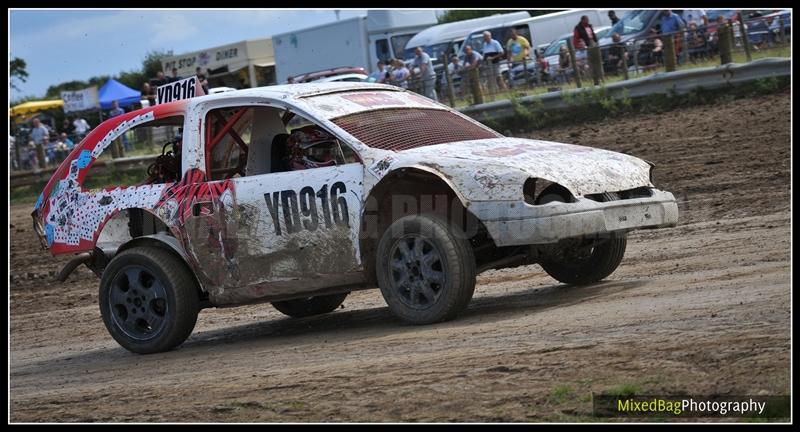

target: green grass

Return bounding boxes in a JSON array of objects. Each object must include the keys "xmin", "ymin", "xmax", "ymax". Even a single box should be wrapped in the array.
[
  {"xmin": 606, "ymin": 383, "xmax": 642, "ymax": 398},
  {"xmin": 548, "ymin": 385, "xmax": 576, "ymax": 404},
  {"xmin": 10, "ymin": 166, "xmax": 151, "ymax": 205}
]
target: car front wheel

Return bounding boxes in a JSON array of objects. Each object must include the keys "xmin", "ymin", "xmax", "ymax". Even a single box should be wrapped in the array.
[
  {"xmin": 376, "ymin": 215, "xmax": 476, "ymax": 324},
  {"xmin": 99, "ymin": 246, "xmax": 200, "ymax": 354},
  {"xmin": 539, "ymin": 193, "xmax": 627, "ymax": 285}
]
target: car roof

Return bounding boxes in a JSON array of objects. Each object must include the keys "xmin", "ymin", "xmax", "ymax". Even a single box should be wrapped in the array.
[
  {"xmin": 405, "ymin": 11, "xmax": 530, "ymax": 49},
  {"xmin": 188, "ymin": 82, "xmax": 402, "ymax": 102}
]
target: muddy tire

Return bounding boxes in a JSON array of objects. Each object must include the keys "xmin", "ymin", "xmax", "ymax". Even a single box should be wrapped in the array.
[
  {"xmin": 99, "ymin": 247, "xmax": 200, "ymax": 354},
  {"xmin": 376, "ymin": 215, "xmax": 476, "ymax": 324},
  {"xmin": 540, "ymin": 192, "xmax": 627, "ymax": 285},
  {"xmin": 271, "ymin": 293, "xmax": 348, "ymax": 318}
]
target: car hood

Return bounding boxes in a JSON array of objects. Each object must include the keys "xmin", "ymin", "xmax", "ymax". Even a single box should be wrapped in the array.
[{"xmin": 397, "ymin": 137, "xmax": 653, "ymax": 200}]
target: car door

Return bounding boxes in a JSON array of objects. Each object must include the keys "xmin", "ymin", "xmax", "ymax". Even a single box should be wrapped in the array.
[{"xmin": 180, "ymin": 104, "xmax": 364, "ymax": 299}]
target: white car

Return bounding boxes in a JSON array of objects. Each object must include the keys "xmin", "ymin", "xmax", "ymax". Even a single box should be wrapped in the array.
[
  {"xmin": 208, "ymin": 86, "xmax": 237, "ymax": 94},
  {"xmin": 314, "ymin": 73, "xmax": 369, "ymax": 83},
  {"xmin": 33, "ymin": 82, "xmax": 678, "ymax": 353}
]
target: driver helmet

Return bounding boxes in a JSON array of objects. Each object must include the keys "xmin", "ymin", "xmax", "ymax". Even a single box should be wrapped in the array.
[{"xmin": 287, "ymin": 125, "xmax": 337, "ymax": 170}]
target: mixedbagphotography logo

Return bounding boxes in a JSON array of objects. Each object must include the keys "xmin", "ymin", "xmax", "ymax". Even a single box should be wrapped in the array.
[{"xmin": 593, "ymin": 394, "xmax": 791, "ymax": 419}]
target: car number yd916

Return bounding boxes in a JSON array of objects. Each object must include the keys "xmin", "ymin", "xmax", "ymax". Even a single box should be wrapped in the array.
[
  {"xmin": 264, "ymin": 182, "xmax": 349, "ymax": 236},
  {"xmin": 157, "ymin": 77, "xmax": 198, "ymax": 105}
]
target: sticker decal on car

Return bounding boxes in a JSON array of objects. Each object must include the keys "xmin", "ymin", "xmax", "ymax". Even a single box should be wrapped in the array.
[{"xmin": 264, "ymin": 182, "xmax": 350, "ymax": 236}]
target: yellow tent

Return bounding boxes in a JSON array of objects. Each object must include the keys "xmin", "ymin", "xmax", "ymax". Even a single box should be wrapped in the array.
[{"xmin": 9, "ymin": 99, "xmax": 64, "ymax": 117}]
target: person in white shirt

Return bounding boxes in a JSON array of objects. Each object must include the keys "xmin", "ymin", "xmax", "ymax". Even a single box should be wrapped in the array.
[
  {"xmin": 480, "ymin": 31, "xmax": 507, "ymax": 91},
  {"xmin": 72, "ymin": 117, "xmax": 91, "ymax": 140}
]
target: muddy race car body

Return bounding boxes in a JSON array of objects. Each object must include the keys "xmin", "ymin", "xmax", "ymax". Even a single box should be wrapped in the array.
[{"xmin": 32, "ymin": 82, "xmax": 678, "ymax": 353}]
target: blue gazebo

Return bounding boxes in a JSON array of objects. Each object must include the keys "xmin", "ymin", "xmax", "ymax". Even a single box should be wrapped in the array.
[{"xmin": 98, "ymin": 78, "xmax": 141, "ymax": 110}]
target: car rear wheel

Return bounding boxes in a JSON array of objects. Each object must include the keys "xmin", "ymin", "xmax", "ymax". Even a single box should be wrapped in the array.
[
  {"xmin": 540, "ymin": 192, "xmax": 627, "ymax": 285},
  {"xmin": 271, "ymin": 293, "xmax": 348, "ymax": 318},
  {"xmin": 99, "ymin": 246, "xmax": 199, "ymax": 354},
  {"xmin": 376, "ymin": 215, "xmax": 476, "ymax": 324}
]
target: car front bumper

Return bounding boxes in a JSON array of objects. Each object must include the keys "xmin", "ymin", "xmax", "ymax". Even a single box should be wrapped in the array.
[{"xmin": 469, "ymin": 189, "xmax": 679, "ymax": 246}]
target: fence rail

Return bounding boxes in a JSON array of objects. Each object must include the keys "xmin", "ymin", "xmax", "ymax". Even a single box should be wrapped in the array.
[
  {"xmin": 10, "ymin": 155, "xmax": 158, "ymax": 188},
  {"xmin": 459, "ymin": 57, "xmax": 790, "ymax": 123},
  {"xmin": 399, "ymin": 13, "xmax": 790, "ymax": 109}
]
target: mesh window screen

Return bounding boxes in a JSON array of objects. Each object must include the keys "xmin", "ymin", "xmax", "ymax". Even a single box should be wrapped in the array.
[{"xmin": 332, "ymin": 109, "xmax": 501, "ymax": 151}]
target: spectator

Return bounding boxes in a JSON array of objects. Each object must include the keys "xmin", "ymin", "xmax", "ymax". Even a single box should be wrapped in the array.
[
  {"xmin": 573, "ymin": 15, "xmax": 599, "ymax": 50},
  {"xmin": 43, "ymin": 134, "xmax": 56, "ymax": 166},
  {"xmin": 535, "ymin": 52, "xmax": 551, "ymax": 83},
  {"xmin": 462, "ymin": 45, "xmax": 484, "ymax": 97},
  {"xmin": 26, "ymin": 140, "xmax": 39, "ymax": 171},
  {"xmin": 556, "ymin": 45, "xmax": 573, "ymax": 83},
  {"xmin": 151, "ymin": 71, "xmax": 168, "ymax": 87},
  {"xmin": 60, "ymin": 118, "xmax": 75, "ymax": 137},
  {"xmin": 506, "ymin": 27, "xmax": 531, "ymax": 65},
  {"xmin": 447, "ymin": 55, "xmax": 463, "ymax": 76},
  {"xmin": 660, "ymin": 10, "xmax": 686, "ymax": 35},
  {"xmin": 446, "ymin": 56, "xmax": 464, "ymax": 96},
  {"xmin": 607, "ymin": 33, "xmax": 629, "ymax": 75},
  {"xmin": 389, "ymin": 59, "xmax": 410, "ymax": 89},
  {"xmin": 639, "ymin": 27, "xmax": 664, "ymax": 70},
  {"xmin": 608, "ymin": 10, "xmax": 620, "ymax": 26},
  {"xmin": 72, "ymin": 116, "xmax": 91, "ymax": 140},
  {"xmin": 368, "ymin": 61, "xmax": 388, "ymax": 83},
  {"xmin": 412, "ymin": 46, "xmax": 438, "ymax": 101},
  {"xmin": 481, "ymin": 31, "xmax": 507, "ymax": 91},
  {"xmin": 573, "ymin": 15, "xmax": 598, "ymax": 74},
  {"xmin": 686, "ymin": 22, "xmax": 708, "ymax": 62},
  {"xmin": 660, "ymin": 10, "xmax": 686, "ymax": 63},
  {"xmin": 30, "ymin": 117, "xmax": 50, "ymax": 148},
  {"xmin": 55, "ymin": 137, "xmax": 69, "ymax": 163},
  {"xmin": 196, "ymin": 67, "xmax": 209, "ymax": 93},
  {"xmin": 108, "ymin": 100, "xmax": 131, "ymax": 152},
  {"xmin": 168, "ymin": 67, "xmax": 182, "ymax": 83},
  {"xmin": 141, "ymin": 82, "xmax": 156, "ymax": 106},
  {"xmin": 682, "ymin": 9, "xmax": 708, "ymax": 28},
  {"xmin": 109, "ymin": 100, "xmax": 125, "ymax": 118},
  {"xmin": 9, "ymin": 134, "xmax": 16, "ymax": 170},
  {"xmin": 60, "ymin": 132, "xmax": 75, "ymax": 151}
]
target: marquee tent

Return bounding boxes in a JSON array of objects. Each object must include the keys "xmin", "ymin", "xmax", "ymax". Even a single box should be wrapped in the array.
[{"xmin": 98, "ymin": 79, "xmax": 141, "ymax": 110}]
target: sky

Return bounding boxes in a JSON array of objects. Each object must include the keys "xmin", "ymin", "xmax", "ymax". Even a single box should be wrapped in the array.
[{"xmin": 9, "ymin": 9, "xmax": 378, "ymax": 99}]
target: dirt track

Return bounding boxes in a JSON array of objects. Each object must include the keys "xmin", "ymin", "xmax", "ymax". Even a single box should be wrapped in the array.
[{"xmin": 10, "ymin": 89, "xmax": 791, "ymax": 422}]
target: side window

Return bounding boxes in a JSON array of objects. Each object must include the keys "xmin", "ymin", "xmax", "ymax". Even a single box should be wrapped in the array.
[
  {"xmin": 205, "ymin": 107, "xmax": 255, "ymax": 180},
  {"xmin": 276, "ymin": 111, "xmax": 360, "ymax": 173},
  {"xmin": 205, "ymin": 105, "xmax": 357, "ymax": 179},
  {"xmin": 375, "ymin": 39, "xmax": 391, "ymax": 63},
  {"xmin": 83, "ymin": 115, "xmax": 184, "ymax": 188}
]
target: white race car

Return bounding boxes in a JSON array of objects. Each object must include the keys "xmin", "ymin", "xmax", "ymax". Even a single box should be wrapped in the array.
[{"xmin": 33, "ymin": 82, "xmax": 678, "ymax": 353}]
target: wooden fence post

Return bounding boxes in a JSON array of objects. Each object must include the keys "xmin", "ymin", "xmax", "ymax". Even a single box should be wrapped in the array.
[
  {"xmin": 663, "ymin": 34, "xmax": 677, "ymax": 72},
  {"xmin": 566, "ymin": 38, "xmax": 582, "ymax": 88},
  {"xmin": 588, "ymin": 45, "xmax": 604, "ymax": 85},
  {"xmin": 738, "ymin": 14, "xmax": 752, "ymax": 62},
  {"xmin": 442, "ymin": 53, "xmax": 456, "ymax": 107},
  {"xmin": 468, "ymin": 67, "xmax": 484, "ymax": 105},
  {"xmin": 718, "ymin": 24, "xmax": 733, "ymax": 65}
]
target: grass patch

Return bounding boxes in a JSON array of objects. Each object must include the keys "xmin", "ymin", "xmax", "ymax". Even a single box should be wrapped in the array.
[
  {"xmin": 606, "ymin": 382, "xmax": 642, "ymax": 398},
  {"xmin": 481, "ymin": 74, "xmax": 789, "ymax": 134},
  {"xmin": 548, "ymin": 385, "xmax": 576, "ymax": 404}
]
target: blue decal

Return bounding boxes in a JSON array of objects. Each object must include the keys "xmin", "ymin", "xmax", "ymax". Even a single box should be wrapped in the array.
[
  {"xmin": 45, "ymin": 223, "xmax": 54, "ymax": 247},
  {"xmin": 76, "ymin": 150, "xmax": 93, "ymax": 169},
  {"xmin": 34, "ymin": 193, "xmax": 44, "ymax": 211}
]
